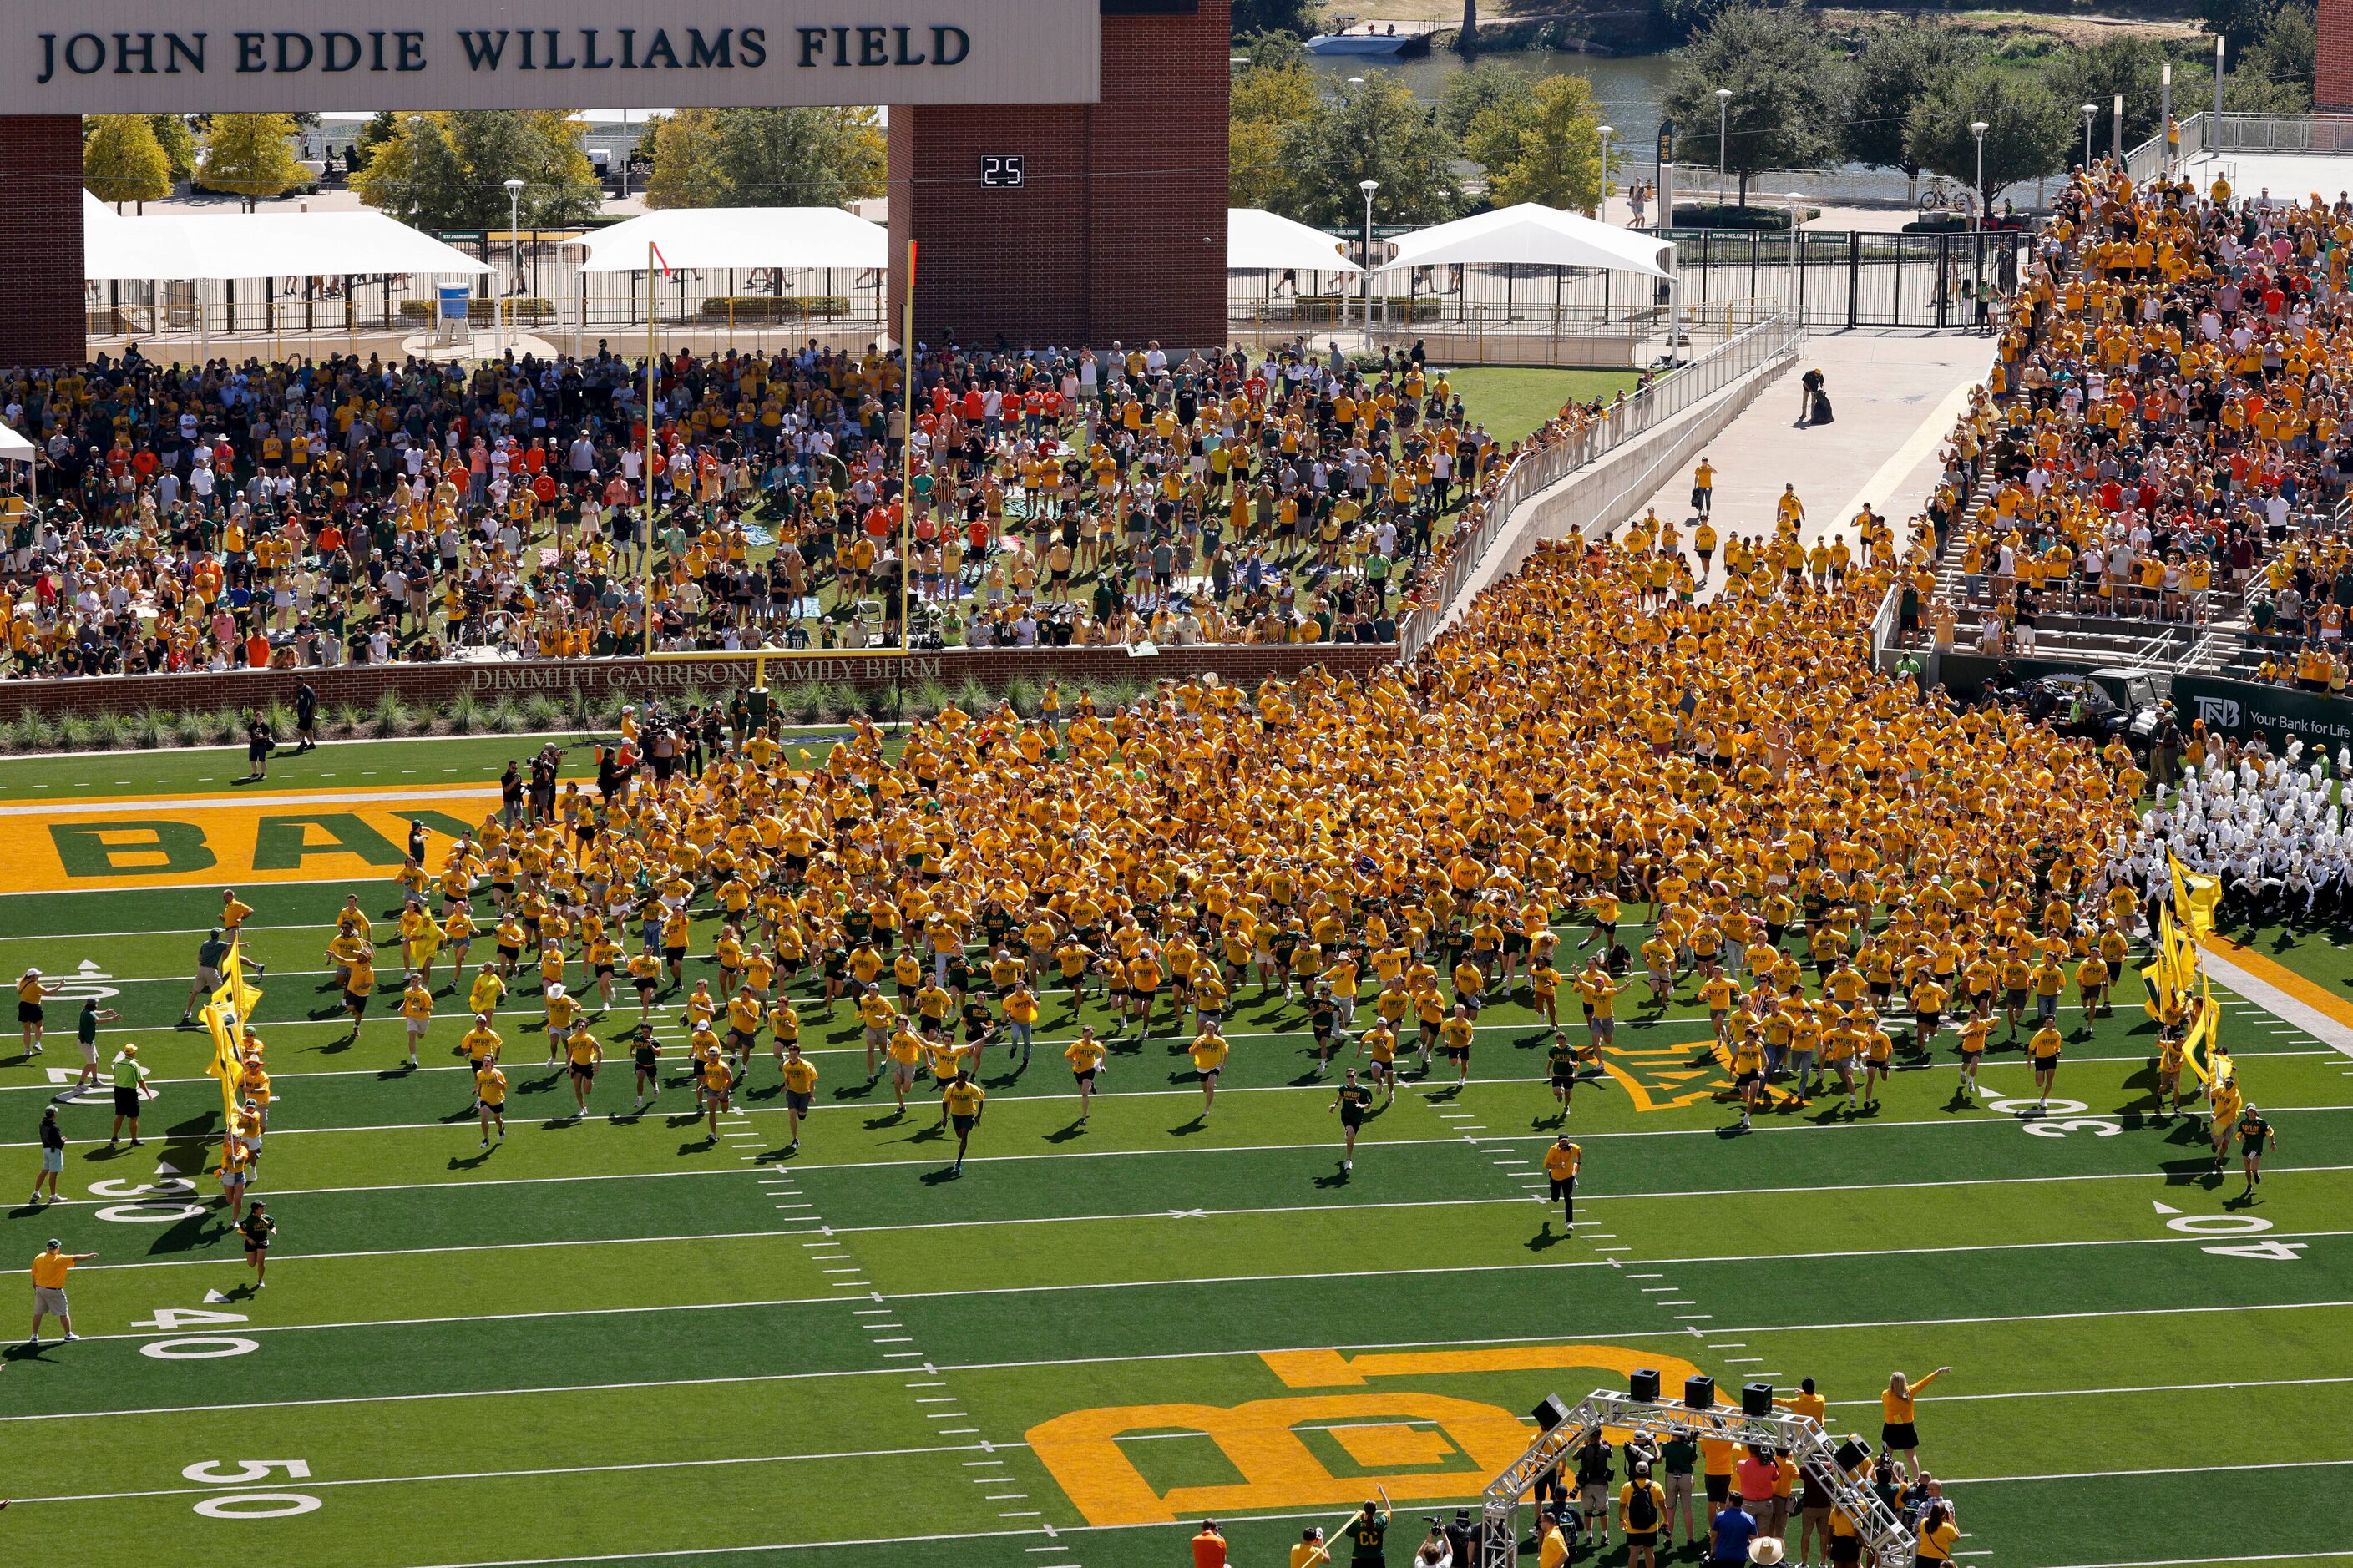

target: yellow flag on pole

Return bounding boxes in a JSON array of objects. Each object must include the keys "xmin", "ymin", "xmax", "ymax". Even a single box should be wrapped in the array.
[
  {"xmin": 2181, "ymin": 974, "xmax": 2223, "ymax": 1086},
  {"xmin": 197, "ymin": 940, "xmax": 265, "ymax": 1121},
  {"xmin": 2168, "ymin": 852, "xmax": 2220, "ymax": 937}
]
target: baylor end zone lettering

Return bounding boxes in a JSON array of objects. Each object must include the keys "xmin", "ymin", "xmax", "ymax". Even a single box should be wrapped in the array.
[{"xmin": 48, "ymin": 822, "xmax": 217, "ymax": 878}]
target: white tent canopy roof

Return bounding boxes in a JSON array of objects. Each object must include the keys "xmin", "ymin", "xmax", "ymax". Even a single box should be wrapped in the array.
[
  {"xmin": 574, "ymin": 207, "xmax": 888, "ymax": 273},
  {"xmin": 1377, "ymin": 202, "xmax": 1672, "ymax": 280},
  {"xmin": 83, "ymin": 190, "xmax": 117, "ymax": 225},
  {"xmin": 82, "ymin": 210, "xmax": 492, "ymax": 282},
  {"xmin": 1227, "ymin": 207, "xmax": 1360, "ymax": 274},
  {"xmin": 0, "ymin": 422, "xmax": 32, "ymax": 463}
]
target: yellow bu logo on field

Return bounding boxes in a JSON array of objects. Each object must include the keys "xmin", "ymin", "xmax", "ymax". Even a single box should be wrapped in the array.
[{"xmin": 1027, "ymin": 1345, "xmax": 1705, "ymax": 1526}]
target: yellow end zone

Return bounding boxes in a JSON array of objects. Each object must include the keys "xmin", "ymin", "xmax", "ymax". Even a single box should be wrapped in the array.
[{"xmin": 0, "ymin": 784, "xmax": 503, "ymax": 894}]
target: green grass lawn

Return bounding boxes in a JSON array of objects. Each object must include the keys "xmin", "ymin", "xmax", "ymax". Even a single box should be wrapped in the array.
[
  {"xmin": 1, "ymin": 735, "xmax": 2348, "ymax": 1568},
  {"xmin": 1450, "ymin": 367, "xmax": 1645, "ymax": 445}
]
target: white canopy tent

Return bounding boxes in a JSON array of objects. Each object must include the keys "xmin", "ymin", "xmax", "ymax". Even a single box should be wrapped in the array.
[
  {"xmin": 0, "ymin": 420, "xmax": 36, "ymax": 505},
  {"xmin": 1374, "ymin": 202, "xmax": 1681, "ymax": 352},
  {"xmin": 1376, "ymin": 201, "xmax": 1672, "ymax": 280},
  {"xmin": 1227, "ymin": 207, "xmax": 1360, "ymax": 274},
  {"xmin": 574, "ymin": 207, "xmax": 888, "ymax": 273},
  {"xmin": 78, "ymin": 209, "xmax": 492, "ymax": 355},
  {"xmin": 81, "ymin": 210, "xmax": 493, "ymax": 282}
]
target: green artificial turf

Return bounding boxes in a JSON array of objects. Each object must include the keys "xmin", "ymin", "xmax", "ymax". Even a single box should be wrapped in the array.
[
  {"xmin": 1449, "ymin": 368, "xmax": 1647, "ymax": 446},
  {"xmin": 0, "ymin": 737, "xmax": 2346, "ymax": 1568}
]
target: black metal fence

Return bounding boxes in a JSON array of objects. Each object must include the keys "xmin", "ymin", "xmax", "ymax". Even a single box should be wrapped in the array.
[{"xmin": 1663, "ymin": 227, "xmax": 2030, "ymax": 330}]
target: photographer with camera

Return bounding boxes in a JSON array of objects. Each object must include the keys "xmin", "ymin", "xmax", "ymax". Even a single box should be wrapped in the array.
[
  {"xmin": 1440, "ymin": 1509, "xmax": 1477, "ymax": 1568},
  {"xmin": 1412, "ymin": 1515, "xmax": 1450, "ymax": 1568},
  {"xmin": 1574, "ymin": 1427, "xmax": 1615, "ymax": 1550}
]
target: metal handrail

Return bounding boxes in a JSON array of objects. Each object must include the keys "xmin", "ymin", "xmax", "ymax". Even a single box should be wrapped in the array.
[{"xmin": 1398, "ymin": 314, "xmax": 1804, "ymax": 660}]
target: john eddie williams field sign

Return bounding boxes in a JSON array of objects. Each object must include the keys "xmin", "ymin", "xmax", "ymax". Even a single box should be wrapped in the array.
[{"xmin": 17, "ymin": 0, "xmax": 1098, "ymax": 112}]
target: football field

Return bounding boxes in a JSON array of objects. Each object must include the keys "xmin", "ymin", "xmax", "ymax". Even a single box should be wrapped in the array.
[{"xmin": 3, "ymin": 736, "xmax": 2352, "ymax": 1568}]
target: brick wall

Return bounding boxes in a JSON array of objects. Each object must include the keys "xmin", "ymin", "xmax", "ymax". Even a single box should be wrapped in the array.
[
  {"xmin": 0, "ymin": 115, "xmax": 88, "ymax": 370},
  {"xmin": 0, "ymin": 642, "xmax": 1396, "ymax": 725},
  {"xmin": 2323, "ymin": 0, "xmax": 2353, "ymax": 111},
  {"xmin": 888, "ymin": 0, "xmax": 1230, "ymax": 347}
]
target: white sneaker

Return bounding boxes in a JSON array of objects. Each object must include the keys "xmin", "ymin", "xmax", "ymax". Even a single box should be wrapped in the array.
[
  {"xmin": 1342, "ymin": 1159, "xmax": 1352, "ymax": 1171},
  {"xmin": 62, "ymin": 1333, "xmax": 79, "ymax": 1343}
]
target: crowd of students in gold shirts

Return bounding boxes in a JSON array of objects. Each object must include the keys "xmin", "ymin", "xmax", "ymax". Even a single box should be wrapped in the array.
[{"xmin": 1925, "ymin": 162, "xmax": 2353, "ymax": 678}]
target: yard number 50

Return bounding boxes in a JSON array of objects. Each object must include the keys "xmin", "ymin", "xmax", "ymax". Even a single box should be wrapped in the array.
[{"xmin": 183, "ymin": 1459, "xmax": 319, "ymax": 1519}]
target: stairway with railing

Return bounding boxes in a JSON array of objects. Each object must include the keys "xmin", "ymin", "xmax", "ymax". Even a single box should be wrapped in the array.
[{"xmin": 1396, "ymin": 314, "xmax": 1805, "ymax": 660}]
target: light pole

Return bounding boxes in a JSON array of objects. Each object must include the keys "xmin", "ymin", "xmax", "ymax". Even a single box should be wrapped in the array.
[
  {"xmin": 2082, "ymin": 103, "xmax": 2097, "ymax": 170},
  {"xmin": 1969, "ymin": 120, "xmax": 1989, "ymax": 230},
  {"xmin": 1596, "ymin": 124, "xmax": 1613, "ymax": 220},
  {"xmin": 1715, "ymin": 88, "xmax": 1731, "ymax": 206},
  {"xmin": 1784, "ymin": 190, "xmax": 1804, "ymax": 314},
  {"xmin": 2214, "ymin": 33, "xmax": 2225, "ymax": 122},
  {"xmin": 1359, "ymin": 178, "xmax": 1379, "ymax": 345},
  {"xmin": 503, "ymin": 176, "xmax": 524, "ymax": 359},
  {"xmin": 1345, "ymin": 78, "xmax": 1367, "ymax": 334},
  {"xmin": 2161, "ymin": 63, "xmax": 2173, "ymax": 169},
  {"xmin": 2112, "ymin": 91, "xmax": 2123, "ymax": 162}
]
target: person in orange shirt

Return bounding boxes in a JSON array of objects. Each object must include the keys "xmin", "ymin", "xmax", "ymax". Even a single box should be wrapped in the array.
[{"xmin": 1190, "ymin": 1520, "xmax": 1227, "ymax": 1568}]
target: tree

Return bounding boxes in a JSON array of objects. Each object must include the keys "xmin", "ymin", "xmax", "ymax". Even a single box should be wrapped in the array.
[
  {"xmin": 2179, "ymin": 4, "xmax": 2315, "ymax": 114},
  {"xmin": 353, "ymin": 110, "xmax": 600, "ymax": 230},
  {"xmin": 345, "ymin": 110, "xmax": 400, "ymax": 175},
  {"xmin": 643, "ymin": 108, "xmax": 732, "ymax": 210},
  {"xmin": 148, "ymin": 114, "xmax": 197, "ymax": 185},
  {"xmin": 2043, "ymin": 36, "xmax": 2179, "ymax": 153},
  {"xmin": 349, "ymin": 113, "xmax": 469, "ymax": 229},
  {"xmin": 1232, "ymin": 0, "xmax": 1322, "ymax": 38},
  {"xmin": 444, "ymin": 110, "xmax": 603, "ymax": 229},
  {"xmin": 199, "ymin": 112, "xmax": 306, "ymax": 210},
  {"xmin": 1273, "ymin": 73, "xmax": 1464, "ymax": 227},
  {"xmin": 83, "ymin": 115, "xmax": 172, "ymax": 211},
  {"xmin": 1905, "ymin": 65, "xmax": 2069, "ymax": 211},
  {"xmin": 714, "ymin": 109, "xmax": 884, "ymax": 206},
  {"xmin": 1656, "ymin": 0, "xmax": 1736, "ymax": 44},
  {"xmin": 641, "ymin": 107, "xmax": 883, "ymax": 210},
  {"xmin": 1660, "ymin": 5, "xmax": 1842, "ymax": 208},
  {"xmin": 1844, "ymin": 21, "xmax": 1975, "ymax": 175},
  {"xmin": 1439, "ymin": 59, "xmax": 1534, "ymax": 141},
  {"xmin": 1231, "ymin": 59, "xmax": 1320, "ymax": 210},
  {"xmin": 2202, "ymin": 0, "xmax": 2306, "ymax": 50},
  {"xmin": 1465, "ymin": 74, "xmax": 1607, "ymax": 212},
  {"xmin": 1232, "ymin": 28, "xmax": 1306, "ymax": 71}
]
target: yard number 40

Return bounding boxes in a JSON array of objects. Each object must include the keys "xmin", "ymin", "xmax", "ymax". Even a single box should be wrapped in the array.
[{"xmin": 2156, "ymin": 1205, "xmax": 2307, "ymax": 1262}]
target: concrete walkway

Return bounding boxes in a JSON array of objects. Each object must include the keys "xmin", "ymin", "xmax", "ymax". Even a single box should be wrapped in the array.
[{"xmin": 1611, "ymin": 329, "xmax": 1993, "ymax": 579}]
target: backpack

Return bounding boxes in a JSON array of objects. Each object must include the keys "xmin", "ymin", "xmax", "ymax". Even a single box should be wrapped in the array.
[{"xmin": 1627, "ymin": 1484, "xmax": 1660, "ymax": 1532}]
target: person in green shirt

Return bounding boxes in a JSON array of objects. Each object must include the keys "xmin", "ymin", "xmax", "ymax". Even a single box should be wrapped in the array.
[
  {"xmin": 1657, "ymin": 1433, "xmax": 1698, "ymax": 1548},
  {"xmin": 1347, "ymin": 1490, "xmax": 1393, "ymax": 1565},
  {"xmin": 2238, "ymin": 1105, "xmax": 2276, "ymax": 1196},
  {"xmin": 1547, "ymin": 1033, "xmax": 1581, "ymax": 1120},
  {"xmin": 108, "ymin": 1044, "xmax": 152, "ymax": 1147}
]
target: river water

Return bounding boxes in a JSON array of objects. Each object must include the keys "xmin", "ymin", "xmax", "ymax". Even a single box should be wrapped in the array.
[{"xmin": 1305, "ymin": 48, "xmax": 1677, "ymax": 166}]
